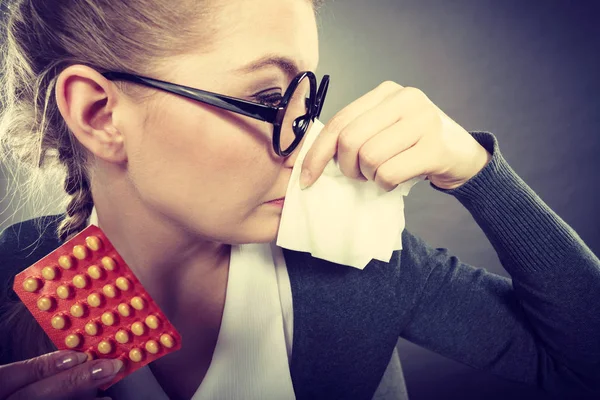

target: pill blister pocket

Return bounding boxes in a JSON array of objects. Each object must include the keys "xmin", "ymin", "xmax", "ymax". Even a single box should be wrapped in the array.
[{"xmin": 13, "ymin": 225, "xmax": 182, "ymax": 389}]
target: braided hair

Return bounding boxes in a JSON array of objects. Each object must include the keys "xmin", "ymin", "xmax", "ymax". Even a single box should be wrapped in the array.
[{"xmin": 57, "ymin": 148, "xmax": 94, "ymax": 242}]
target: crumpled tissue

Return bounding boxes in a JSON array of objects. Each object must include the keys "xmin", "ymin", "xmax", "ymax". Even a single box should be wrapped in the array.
[{"xmin": 276, "ymin": 119, "xmax": 423, "ymax": 269}]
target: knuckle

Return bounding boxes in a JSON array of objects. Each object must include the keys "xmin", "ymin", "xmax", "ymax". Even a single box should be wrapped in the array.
[
  {"xmin": 63, "ymin": 367, "xmax": 88, "ymax": 390},
  {"xmin": 358, "ymin": 146, "xmax": 379, "ymax": 170},
  {"xmin": 325, "ymin": 115, "xmax": 348, "ymax": 136},
  {"xmin": 337, "ymin": 129, "xmax": 361, "ymax": 153},
  {"xmin": 24, "ymin": 356, "xmax": 50, "ymax": 382},
  {"xmin": 402, "ymin": 86, "xmax": 421, "ymax": 97},
  {"xmin": 430, "ymin": 109, "xmax": 444, "ymax": 130},
  {"xmin": 404, "ymin": 86, "xmax": 429, "ymax": 103},
  {"xmin": 379, "ymin": 80, "xmax": 401, "ymax": 91},
  {"xmin": 375, "ymin": 165, "xmax": 396, "ymax": 188},
  {"xmin": 418, "ymin": 106, "xmax": 443, "ymax": 133}
]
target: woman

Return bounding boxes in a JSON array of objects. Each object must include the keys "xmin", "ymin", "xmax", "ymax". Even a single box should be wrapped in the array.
[{"xmin": 0, "ymin": 0, "xmax": 598, "ymax": 399}]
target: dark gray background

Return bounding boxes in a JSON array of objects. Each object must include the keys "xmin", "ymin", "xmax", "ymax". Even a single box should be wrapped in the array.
[
  {"xmin": 1, "ymin": 1, "xmax": 599, "ymax": 399},
  {"xmin": 313, "ymin": 1, "xmax": 600, "ymax": 399}
]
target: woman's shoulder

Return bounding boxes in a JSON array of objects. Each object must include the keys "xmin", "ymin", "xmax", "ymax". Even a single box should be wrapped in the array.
[
  {"xmin": 0, "ymin": 215, "xmax": 63, "ymax": 364},
  {"xmin": 0, "ymin": 214, "xmax": 63, "ymax": 301}
]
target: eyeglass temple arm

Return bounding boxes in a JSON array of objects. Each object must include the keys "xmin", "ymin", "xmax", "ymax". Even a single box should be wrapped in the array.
[{"xmin": 101, "ymin": 72, "xmax": 280, "ymax": 123}]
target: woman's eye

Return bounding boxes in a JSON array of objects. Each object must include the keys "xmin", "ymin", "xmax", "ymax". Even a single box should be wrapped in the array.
[{"xmin": 254, "ymin": 93, "xmax": 283, "ymax": 107}]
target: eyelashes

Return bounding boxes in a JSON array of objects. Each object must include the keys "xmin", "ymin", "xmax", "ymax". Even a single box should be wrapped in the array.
[{"xmin": 253, "ymin": 92, "xmax": 283, "ymax": 107}]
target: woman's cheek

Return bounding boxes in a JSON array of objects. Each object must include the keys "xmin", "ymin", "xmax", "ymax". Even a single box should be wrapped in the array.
[{"xmin": 137, "ymin": 102, "xmax": 277, "ymax": 209}]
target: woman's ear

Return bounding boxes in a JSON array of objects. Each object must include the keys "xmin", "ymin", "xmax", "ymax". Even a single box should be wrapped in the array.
[{"xmin": 55, "ymin": 65, "xmax": 127, "ymax": 163}]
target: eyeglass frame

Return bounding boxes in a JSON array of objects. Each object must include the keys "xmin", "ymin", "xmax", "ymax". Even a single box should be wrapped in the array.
[{"xmin": 101, "ymin": 70, "xmax": 330, "ymax": 157}]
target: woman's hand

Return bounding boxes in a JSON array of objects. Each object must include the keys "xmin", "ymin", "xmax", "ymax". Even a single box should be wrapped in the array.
[
  {"xmin": 301, "ymin": 81, "xmax": 492, "ymax": 191},
  {"xmin": 0, "ymin": 350, "xmax": 121, "ymax": 400}
]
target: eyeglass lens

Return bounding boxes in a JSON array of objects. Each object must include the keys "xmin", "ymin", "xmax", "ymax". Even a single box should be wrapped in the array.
[{"xmin": 280, "ymin": 75, "xmax": 312, "ymax": 153}]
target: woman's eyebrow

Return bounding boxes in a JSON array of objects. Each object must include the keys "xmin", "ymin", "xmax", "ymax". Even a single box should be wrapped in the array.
[{"xmin": 234, "ymin": 54, "xmax": 302, "ymax": 80}]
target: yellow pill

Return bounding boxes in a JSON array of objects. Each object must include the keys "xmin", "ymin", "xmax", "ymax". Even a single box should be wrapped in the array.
[
  {"xmin": 56, "ymin": 285, "xmax": 71, "ymax": 300},
  {"xmin": 117, "ymin": 303, "xmax": 131, "ymax": 317},
  {"xmin": 51, "ymin": 315, "xmax": 66, "ymax": 330},
  {"xmin": 41, "ymin": 266, "xmax": 57, "ymax": 280},
  {"xmin": 87, "ymin": 265, "xmax": 102, "ymax": 280},
  {"xmin": 65, "ymin": 334, "xmax": 81, "ymax": 348},
  {"xmin": 97, "ymin": 340, "xmax": 112, "ymax": 355},
  {"xmin": 145, "ymin": 315, "xmax": 159, "ymax": 330},
  {"xmin": 102, "ymin": 284, "xmax": 117, "ymax": 298},
  {"xmin": 131, "ymin": 321, "xmax": 145, "ymax": 336},
  {"xmin": 129, "ymin": 348, "xmax": 143, "ymax": 362},
  {"xmin": 70, "ymin": 303, "xmax": 85, "ymax": 318},
  {"xmin": 58, "ymin": 255, "xmax": 73, "ymax": 269},
  {"xmin": 145, "ymin": 340, "xmax": 159, "ymax": 354},
  {"xmin": 72, "ymin": 245, "xmax": 87, "ymax": 260},
  {"xmin": 85, "ymin": 321, "xmax": 99, "ymax": 336},
  {"xmin": 37, "ymin": 296, "xmax": 52, "ymax": 311},
  {"xmin": 85, "ymin": 236, "xmax": 102, "ymax": 251},
  {"xmin": 160, "ymin": 333, "xmax": 174, "ymax": 349},
  {"xmin": 84, "ymin": 350, "xmax": 95, "ymax": 361},
  {"xmin": 130, "ymin": 296, "xmax": 145, "ymax": 311},
  {"xmin": 22, "ymin": 278, "xmax": 40, "ymax": 292},
  {"xmin": 87, "ymin": 293, "xmax": 102, "ymax": 308},
  {"xmin": 115, "ymin": 277, "xmax": 130, "ymax": 291},
  {"xmin": 115, "ymin": 329, "xmax": 130, "ymax": 344},
  {"xmin": 101, "ymin": 256, "xmax": 117, "ymax": 271},
  {"xmin": 101, "ymin": 312, "xmax": 115, "ymax": 326},
  {"xmin": 72, "ymin": 274, "xmax": 88, "ymax": 289}
]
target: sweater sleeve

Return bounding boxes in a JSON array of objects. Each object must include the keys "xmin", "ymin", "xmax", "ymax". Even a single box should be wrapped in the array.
[{"xmin": 397, "ymin": 131, "xmax": 600, "ymax": 398}]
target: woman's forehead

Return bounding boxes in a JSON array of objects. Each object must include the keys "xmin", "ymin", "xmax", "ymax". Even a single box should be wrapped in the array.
[{"xmin": 210, "ymin": 0, "xmax": 319, "ymax": 73}]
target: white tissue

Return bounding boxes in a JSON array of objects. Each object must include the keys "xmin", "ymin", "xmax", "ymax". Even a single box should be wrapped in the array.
[{"xmin": 276, "ymin": 119, "xmax": 423, "ymax": 270}]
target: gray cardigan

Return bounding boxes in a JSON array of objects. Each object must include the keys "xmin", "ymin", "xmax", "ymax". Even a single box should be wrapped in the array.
[
  {"xmin": 1, "ymin": 131, "xmax": 599, "ymax": 399},
  {"xmin": 284, "ymin": 131, "xmax": 600, "ymax": 399}
]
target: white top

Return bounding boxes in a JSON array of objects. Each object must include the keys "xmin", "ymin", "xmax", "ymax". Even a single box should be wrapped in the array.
[
  {"xmin": 89, "ymin": 209, "xmax": 295, "ymax": 399},
  {"xmin": 89, "ymin": 209, "xmax": 406, "ymax": 400},
  {"xmin": 190, "ymin": 241, "xmax": 295, "ymax": 399}
]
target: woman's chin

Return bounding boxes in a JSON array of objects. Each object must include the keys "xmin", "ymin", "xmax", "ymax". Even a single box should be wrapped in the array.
[{"xmin": 224, "ymin": 216, "xmax": 281, "ymax": 245}]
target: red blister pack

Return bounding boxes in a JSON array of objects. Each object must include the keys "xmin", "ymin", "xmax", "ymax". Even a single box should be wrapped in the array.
[{"xmin": 13, "ymin": 225, "xmax": 182, "ymax": 390}]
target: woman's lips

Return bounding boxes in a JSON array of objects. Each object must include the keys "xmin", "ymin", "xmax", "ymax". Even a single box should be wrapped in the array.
[{"xmin": 265, "ymin": 197, "xmax": 285, "ymax": 206}]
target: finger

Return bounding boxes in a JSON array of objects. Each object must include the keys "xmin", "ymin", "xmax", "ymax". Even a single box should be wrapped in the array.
[
  {"xmin": 336, "ymin": 87, "xmax": 423, "ymax": 180},
  {"xmin": 301, "ymin": 81, "xmax": 403, "ymax": 189},
  {"xmin": 357, "ymin": 115, "xmax": 423, "ymax": 182},
  {"xmin": 374, "ymin": 145, "xmax": 429, "ymax": 192},
  {"xmin": 0, "ymin": 351, "xmax": 87, "ymax": 399},
  {"xmin": 8, "ymin": 358, "xmax": 123, "ymax": 400}
]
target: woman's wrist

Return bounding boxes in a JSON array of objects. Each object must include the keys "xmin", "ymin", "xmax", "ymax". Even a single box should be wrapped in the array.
[{"xmin": 433, "ymin": 145, "xmax": 493, "ymax": 190}]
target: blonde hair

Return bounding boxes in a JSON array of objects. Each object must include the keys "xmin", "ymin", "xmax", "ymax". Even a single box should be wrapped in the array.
[
  {"xmin": 0, "ymin": 0, "xmax": 324, "ymax": 364},
  {"xmin": 0, "ymin": 0, "xmax": 223, "ymax": 242}
]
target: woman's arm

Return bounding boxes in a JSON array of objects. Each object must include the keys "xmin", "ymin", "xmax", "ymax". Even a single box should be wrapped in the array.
[{"xmin": 397, "ymin": 131, "xmax": 600, "ymax": 397}]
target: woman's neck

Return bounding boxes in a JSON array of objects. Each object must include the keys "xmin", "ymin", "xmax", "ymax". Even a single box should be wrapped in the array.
[{"xmin": 90, "ymin": 180, "xmax": 231, "ymax": 324}]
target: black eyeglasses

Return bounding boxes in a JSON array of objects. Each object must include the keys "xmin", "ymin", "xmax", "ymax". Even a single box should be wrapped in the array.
[{"xmin": 101, "ymin": 70, "xmax": 330, "ymax": 157}]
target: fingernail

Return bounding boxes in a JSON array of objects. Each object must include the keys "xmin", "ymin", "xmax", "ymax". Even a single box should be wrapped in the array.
[
  {"xmin": 91, "ymin": 359, "xmax": 124, "ymax": 380},
  {"xmin": 300, "ymin": 169, "xmax": 312, "ymax": 190},
  {"xmin": 56, "ymin": 351, "xmax": 88, "ymax": 370}
]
